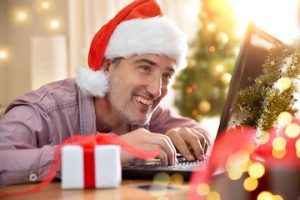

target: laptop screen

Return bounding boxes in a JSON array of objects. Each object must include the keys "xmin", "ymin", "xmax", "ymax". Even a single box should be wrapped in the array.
[{"xmin": 217, "ymin": 23, "xmax": 286, "ymax": 135}]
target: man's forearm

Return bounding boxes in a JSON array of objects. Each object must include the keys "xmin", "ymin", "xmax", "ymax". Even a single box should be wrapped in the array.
[{"xmin": 0, "ymin": 145, "xmax": 56, "ymax": 185}]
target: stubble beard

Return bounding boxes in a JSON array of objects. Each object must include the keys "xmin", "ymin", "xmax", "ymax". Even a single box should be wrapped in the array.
[{"xmin": 108, "ymin": 87, "xmax": 152, "ymax": 126}]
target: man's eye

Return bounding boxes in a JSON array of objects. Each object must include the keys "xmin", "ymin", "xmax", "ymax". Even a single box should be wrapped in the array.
[
  {"xmin": 140, "ymin": 65, "xmax": 151, "ymax": 72},
  {"xmin": 162, "ymin": 73, "xmax": 172, "ymax": 80}
]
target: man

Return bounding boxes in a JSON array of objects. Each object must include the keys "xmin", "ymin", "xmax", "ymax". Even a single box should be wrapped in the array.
[{"xmin": 0, "ymin": 0, "xmax": 211, "ymax": 185}]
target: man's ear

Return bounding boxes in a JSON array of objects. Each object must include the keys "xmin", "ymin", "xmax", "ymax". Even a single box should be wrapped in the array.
[
  {"xmin": 101, "ymin": 59, "xmax": 111, "ymax": 70},
  {"xmin": 101, "ymin": 59, "xmax": 111, "ymax": 74}
]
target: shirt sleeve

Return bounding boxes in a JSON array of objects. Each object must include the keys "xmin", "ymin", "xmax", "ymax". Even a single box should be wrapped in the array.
[
  {"xmin": 148, "ymin": 106, "xmax": 213, "ymax": 145},
  {"xmin": 0, "ymin": 105, "xmax": 57, "ymax": 185}
]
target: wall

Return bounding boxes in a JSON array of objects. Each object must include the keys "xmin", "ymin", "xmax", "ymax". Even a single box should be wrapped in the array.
[
  {"xmin": 0, "ymin": 1, "xmax": 6, "ymax": 112},
  {"xmin": 0, "ymin": 0, "xmax": 69, "ymax": 109}
]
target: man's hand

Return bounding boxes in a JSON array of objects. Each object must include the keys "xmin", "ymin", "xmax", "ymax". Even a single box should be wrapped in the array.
[
  {"xmin": 165, "ymin": 127, "xmax": 209, "ymax": 161},
  {"xmin": 119, "ymin": 128, "xmax": 177, "ymax": 166}
]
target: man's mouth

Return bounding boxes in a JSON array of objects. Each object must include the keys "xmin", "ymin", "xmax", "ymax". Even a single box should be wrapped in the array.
[{"xmin": 135, "ymin": 96, "xmax": 153, "ymax": 106}]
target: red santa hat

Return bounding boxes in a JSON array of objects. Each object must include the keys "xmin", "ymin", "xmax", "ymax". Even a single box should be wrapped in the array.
[{"xmin": 76, "ymin": 0, "xmax": 188, "ymax": 97}]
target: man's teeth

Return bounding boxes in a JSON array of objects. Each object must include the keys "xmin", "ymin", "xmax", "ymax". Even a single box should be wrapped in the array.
[{"xmin": 136, "ymin": 96, "xmax": 153, "ymax": 106}]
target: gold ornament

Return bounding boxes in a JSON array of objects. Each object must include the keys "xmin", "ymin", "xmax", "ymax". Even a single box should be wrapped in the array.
[{"xmin": 198, "ymin": 100, "xmax": 211, "ymax": 113}]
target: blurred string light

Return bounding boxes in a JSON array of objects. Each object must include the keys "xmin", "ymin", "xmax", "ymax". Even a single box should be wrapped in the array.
[
  {"xmin": 15, "ymin": 10, "xmax": 28, "ymax": 22},
  {"xmin": 49, "ymin": 19, "xmax": 60, "ymax": 30},
  {"xmin": 229, "ymin": 0, "xmax": 298, "ymax": 43},
  {"xmin": 0, "ymin": 49, "xmax": 8, "ymax": 61},
  {"xmin": 41, "ymin": 1, "xmax": 50, "ymax": 10},
  {"xmin": 17, "ymin": 11, "xmax": 27, "ymax": 21}
]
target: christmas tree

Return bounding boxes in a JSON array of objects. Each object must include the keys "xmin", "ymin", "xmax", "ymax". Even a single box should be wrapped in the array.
[
  {"xmin": 174, "ymin": 0, "xmax": 241, "ymax": 121},
  {"xmin": 232, "ymin": 44, "xmax": 300, "ymax": 131}
]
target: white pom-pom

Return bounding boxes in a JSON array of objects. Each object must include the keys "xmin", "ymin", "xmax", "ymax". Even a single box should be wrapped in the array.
[{"xmin": 76, "ymin": 67, "xmax": 109, "ymax": 97}]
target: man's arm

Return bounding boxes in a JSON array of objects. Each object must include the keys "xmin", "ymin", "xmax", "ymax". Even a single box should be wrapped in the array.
[{"xmin": 0, "ymin": 105, "xmax": 56, "ymax": 185}]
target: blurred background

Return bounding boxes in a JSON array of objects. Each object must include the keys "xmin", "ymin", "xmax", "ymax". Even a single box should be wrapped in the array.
[{"xmin": 0, "ymin": 0, "xmax": 299, "ymax": 135}]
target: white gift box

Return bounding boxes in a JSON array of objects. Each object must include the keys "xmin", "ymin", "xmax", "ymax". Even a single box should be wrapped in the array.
[{"xmin": 61, "ymin": 145, "xmax": 121, "ymax": 189}]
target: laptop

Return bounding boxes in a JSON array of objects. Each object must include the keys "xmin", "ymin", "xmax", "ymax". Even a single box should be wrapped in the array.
[{"xmin": 122, "ymin": 23, "xmax": 286, "ymax": 181}]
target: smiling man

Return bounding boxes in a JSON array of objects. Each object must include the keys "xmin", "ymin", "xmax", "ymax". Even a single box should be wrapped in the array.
[{"xmin": 0, "ymin": 0, "xmax": 212, "ymax": 185}]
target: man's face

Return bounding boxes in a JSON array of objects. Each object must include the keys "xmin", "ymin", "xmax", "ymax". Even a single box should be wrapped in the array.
[{"xmin": 107, "ymin": 54, "xmax": 176, "ymax": 125}]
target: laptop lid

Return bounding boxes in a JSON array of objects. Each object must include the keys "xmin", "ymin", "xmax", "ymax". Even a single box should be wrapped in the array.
[{"xmin": 217, "ymin": 23, "xmax": 286, "ymax": 135}]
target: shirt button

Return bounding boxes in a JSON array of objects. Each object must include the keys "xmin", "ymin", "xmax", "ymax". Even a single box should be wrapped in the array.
[{"xmin": 29, "ymin": 173, "xmax": 38, "ymax": 182}]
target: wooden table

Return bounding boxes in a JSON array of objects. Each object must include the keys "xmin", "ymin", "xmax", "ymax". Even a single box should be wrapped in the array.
[{"xmin": 0, "ymin": 180, "xmax": 190, "ymax": 200}]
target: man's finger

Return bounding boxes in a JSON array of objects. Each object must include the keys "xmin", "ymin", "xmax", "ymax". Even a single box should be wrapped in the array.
[
  {"xmin": 182, "ymin": 131, "xmax": 205, "ymax": 160},
  {"xmin": 168, "ymin": 132, "xmax": 195, "ymax": 161},
  {"xmin": 147, "ymin": 133, "xmax": 176, "ymax": 165}
]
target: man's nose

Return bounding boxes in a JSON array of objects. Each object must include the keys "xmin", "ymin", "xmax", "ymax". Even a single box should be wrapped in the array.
[{"xmin": 147, "ymin": 75, "xmax": 162, "ymax": 98}]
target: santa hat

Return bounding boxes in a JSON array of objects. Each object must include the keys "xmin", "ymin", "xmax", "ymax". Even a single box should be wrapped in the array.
[{"xmin": 76, "ymin": 0, "xmax": 188, "ymax": 97}]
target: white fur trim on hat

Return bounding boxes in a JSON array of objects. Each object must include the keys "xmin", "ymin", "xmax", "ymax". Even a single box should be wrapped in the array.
[
  {"xmin": 76, "ymin": 67, "xmax": 109, "ymax": 97},
  {"xmin": 105, "ymin": 16, "xmax": 188, "ymax": 69}
]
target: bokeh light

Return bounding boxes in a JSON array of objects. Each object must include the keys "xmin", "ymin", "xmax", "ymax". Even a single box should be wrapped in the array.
[
  {"xmin": 274, "ymin": 77, "xmax": 292, "ymax": 92},
  {"xmin": 196, "ymin": 183, "xmax": 210, "ymax": 196},
  {"xmin": 257, "ymin": 130, "xmax": 270, "ymax": 145},
  {"xmin": 277, "ymin": 112, "xmax": 293, "ymax": 127},
  {"xmin": 248, "ymin": 162, "xmax": 265, "ymax": 179},
  {"xmin": 0, "ymin": 49, "xmax": 8, "ymax": 60},
  {"xmin": 272, "ymin": 148, "xmax": 286, "ymax": 159},
  {"xmin": 272, "ymin": 137, "xmax": 286, "ymax": 151},
  {"xmin": 169, "ymin": 173, "xmax": 184, "ymax": 185},
  {"xmin": 243, "ymin": 177, "xmax": 258, "ymax": 191},
  {"xmin": 285, "ymin": 123, "xmax": 300, "ymax": 138},
  {"xmin": 16, "ymin": 10, "xmax": 27, "ymax": 22},
  {"xmin": 257, "ymin": 191, "xmax": 274, "ymax": 200},
  {"xmin": 41, "ymin": 1, "xmax": 50, "ymax": 10},
  {"xmin": 206, "ymin": 191, "xmax": 221, "ymax": 200},
  {"xmin": 49, "ymin": 19, "xmax": 60, "ymax": 30}
]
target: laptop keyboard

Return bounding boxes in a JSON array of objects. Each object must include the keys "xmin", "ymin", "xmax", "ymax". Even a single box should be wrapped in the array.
[
  {"xmin": 143, "ymin": 156, "xmax": 206, "ymax": 169},
  {"xmin": 122, "ymin": 156, "xmax": 208, "ymax": 181}
]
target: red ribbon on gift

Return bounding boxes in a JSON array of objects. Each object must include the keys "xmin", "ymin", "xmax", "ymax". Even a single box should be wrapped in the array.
[
  {"xmin": 1, "ymin": 133, "xmax": 159, "ymax": 197},
  {"xmin": 83, "ymin": 145, "xmax": 96, "ymax": 188}
]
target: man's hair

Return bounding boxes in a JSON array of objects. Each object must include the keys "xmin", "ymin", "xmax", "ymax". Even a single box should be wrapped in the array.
[{"xmin": 110, "ymin": 57, "xmax": 123, "ymax": 66}]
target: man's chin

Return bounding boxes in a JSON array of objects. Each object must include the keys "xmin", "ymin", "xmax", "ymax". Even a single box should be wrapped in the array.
[{"xmin": 127, "ymin": 115, "xmax": 150, "ymax": 126}]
